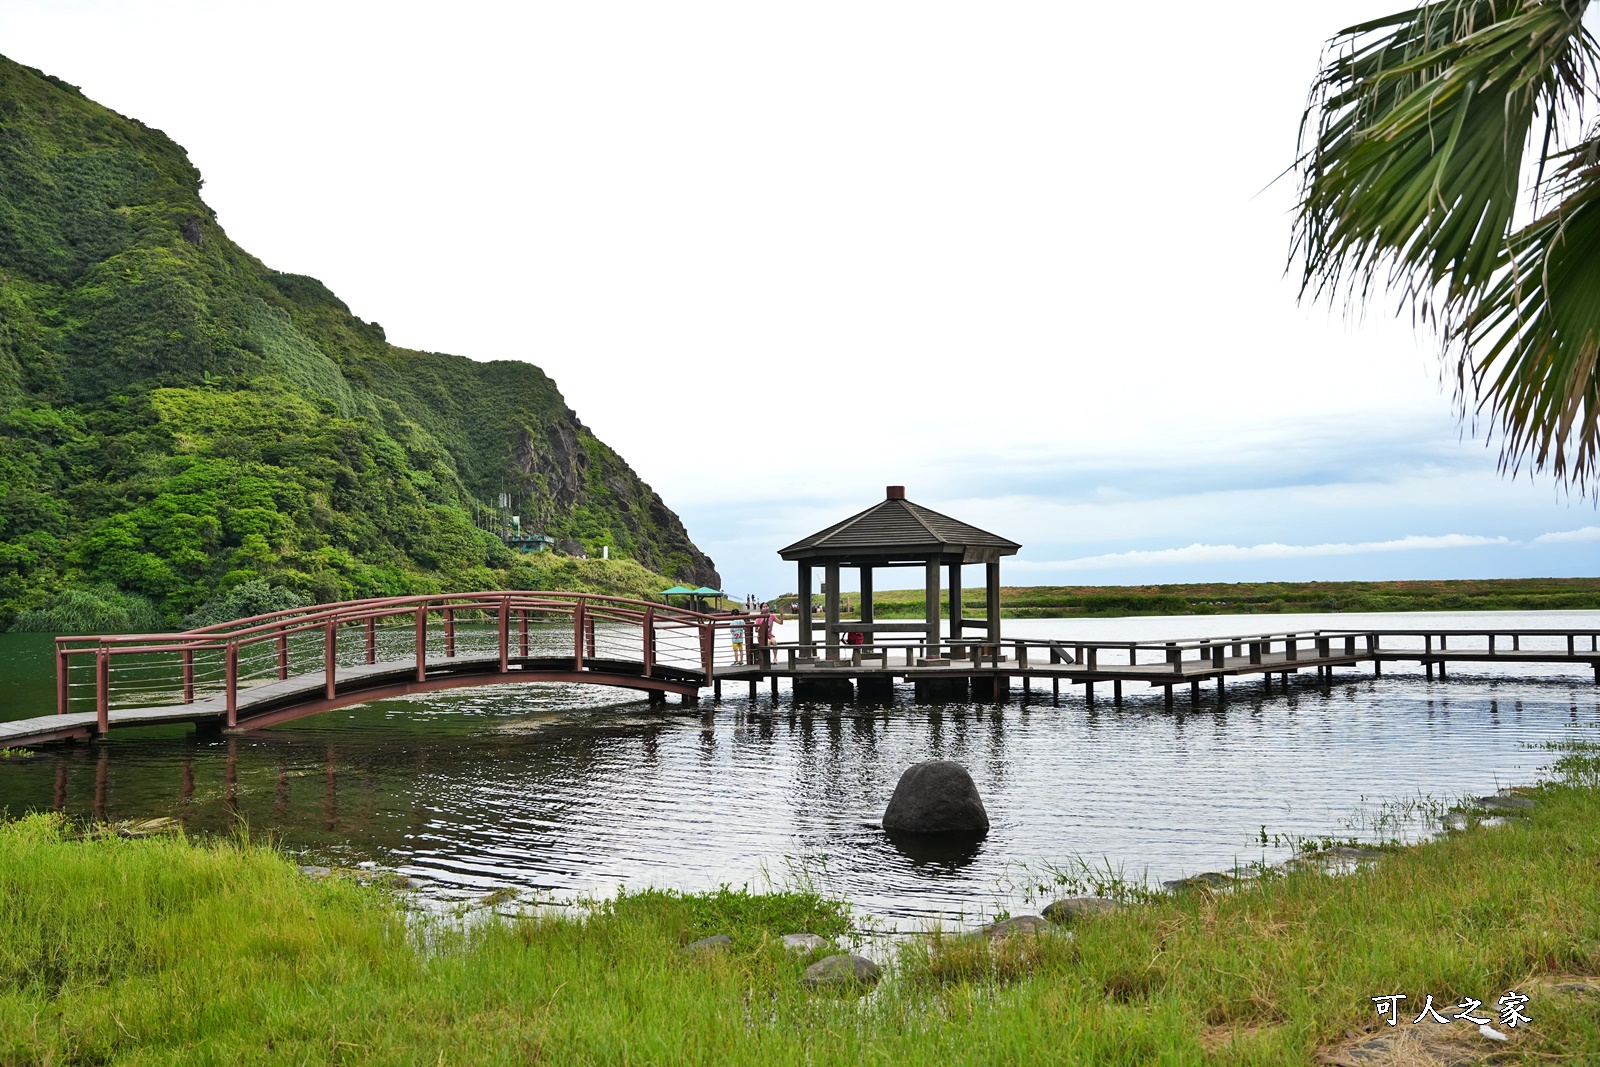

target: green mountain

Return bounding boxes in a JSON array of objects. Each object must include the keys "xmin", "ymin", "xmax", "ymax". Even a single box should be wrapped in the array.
[{"xmin": 0, "ymin": 55, "xmax": 718, "ymax": 628}]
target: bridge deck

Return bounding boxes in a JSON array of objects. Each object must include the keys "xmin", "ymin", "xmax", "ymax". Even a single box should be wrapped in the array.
[{"xmin": 6, "ymin": 653, "xmax": 699, "ymax": 748}]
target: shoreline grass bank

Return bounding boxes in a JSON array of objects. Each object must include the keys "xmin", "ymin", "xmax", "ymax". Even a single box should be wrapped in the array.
[
  {"xmin": 4, "ymin": 751, "xmax": 1600, "ymax": 1064},
  {"xmin": 796, "ymin": 576, "xmax": 1600, "ymax": 620}
]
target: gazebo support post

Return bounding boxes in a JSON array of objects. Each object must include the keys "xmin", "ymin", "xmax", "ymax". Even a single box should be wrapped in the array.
[
  {"xmin": 824, "ymin": 561, "xmax": 841, "ymax": 661},
  {"xmin": 860, "ymin": 565, "xmax": 873, "ymax": 629},
  {"xmin": 924, "ymin": 557, "xmax": 942, "ymax": 661},
  {"xmin": 796, "ymin": 562, "xmax": 813, "ymax": 657},
  {"xmin": 985, "ymin": 559, "xmax": 1002, "ymax": 650},
  {"xmin": 948, "ymin": 563, "xmax": 962, "ymax": 640}
]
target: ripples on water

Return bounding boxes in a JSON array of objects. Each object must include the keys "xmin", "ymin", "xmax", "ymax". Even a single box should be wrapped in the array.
[{"xmin": 2, "ymin": 611, "xmax": 1598, "ymax": 926}]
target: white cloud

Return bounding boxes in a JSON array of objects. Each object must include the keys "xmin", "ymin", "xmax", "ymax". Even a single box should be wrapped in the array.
[
  {"xmin": 1532, "ymin": 526, "xmax": 1600, "ymax": 545},
  {"xmin": 1015, "ymin": 534, "xmax": 1513, "ymax": 572}
]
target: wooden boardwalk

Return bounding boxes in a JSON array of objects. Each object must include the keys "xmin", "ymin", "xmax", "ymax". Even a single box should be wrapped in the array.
[
  {"xmin": 718, "ymin": 627, "xmax": 1600, "ymax": 705},
  {"xmin": 12, "ymin": 594, "xmax": 1600, "ymax": 748}
]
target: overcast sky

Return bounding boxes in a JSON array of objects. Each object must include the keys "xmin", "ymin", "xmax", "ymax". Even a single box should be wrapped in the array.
[{"xmin": 4, "ymin": 1, "xmax": 1596, "ymax": 596}]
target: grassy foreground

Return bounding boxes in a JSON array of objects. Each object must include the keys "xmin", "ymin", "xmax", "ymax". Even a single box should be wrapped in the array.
[
  {"xmin": 853, "ymin": 576, "xmax": 1600, "ymax": 619},
  {"xmin": 4, "ymin": 752, "xmax": 1600, "ymax": 1064}
]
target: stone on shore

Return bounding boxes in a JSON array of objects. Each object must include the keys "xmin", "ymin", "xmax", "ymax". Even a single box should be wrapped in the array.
[
  {"xmin": 801, "ymin": 953, "xmax": 881, "ymax": 990},
  {"xmin": 1043, "ymin": 896, "xmax": 1122, "ymax": 925},
  {"xmin": 882, "ymin": 761, "xmax": 989, "ymax": 835},
  {"xmin": 681, "ymin": 934, "xmax": 733, "ymax": 955},
  {"xmin": 1476, "ymin": 794, "xmax": 1534, "ymax": 813},
  {"xmin": 978, "ymin": 915, "xmax": 1050, "ymax": 940},
  {"xmin": 782, "ymin": 933, "xmax": 828, "ymax": 953},
  {"xmin": 1162, "ymin": 872, "xmax": 1234, "ymax": 892}
]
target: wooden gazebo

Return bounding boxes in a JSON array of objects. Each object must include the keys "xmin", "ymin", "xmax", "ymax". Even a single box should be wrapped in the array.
[{"xmin": 778, "ymin": 486, "xmax": 1020, "ymax": 661}]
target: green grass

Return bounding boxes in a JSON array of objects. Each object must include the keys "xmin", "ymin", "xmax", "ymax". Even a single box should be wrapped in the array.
[
  {"xmin": 5, "ymin": 753, "xmax": 1600, "ymax": 1064},
  {"xmin": 839, "ymin": 576, "xmax": 1600, "ymax": 620}
]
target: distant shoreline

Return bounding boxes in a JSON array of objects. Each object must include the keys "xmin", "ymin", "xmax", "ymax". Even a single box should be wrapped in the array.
[{"xmin": 777, "ymin": 577, "xmax": 1600, "ymax": 619}]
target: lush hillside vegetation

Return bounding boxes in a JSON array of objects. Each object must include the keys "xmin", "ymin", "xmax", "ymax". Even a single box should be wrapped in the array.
[
  {"xmin": 0, "ymin": 56, "xmax": 717, "ymax": 630},
  {"xmin": 857, "ymin": 577, "xmax": 1600, "ymax": 618}
]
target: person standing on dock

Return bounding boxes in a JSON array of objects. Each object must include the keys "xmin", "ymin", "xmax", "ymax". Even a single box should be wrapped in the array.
[{"xmin": 730, "ymin": 614, "xmax": 747, "ymax": 665}]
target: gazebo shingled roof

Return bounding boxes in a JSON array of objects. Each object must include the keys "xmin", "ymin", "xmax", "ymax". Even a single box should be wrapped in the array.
[{"xmin": 779, "ymin": 496, "xmax": 1019, "ymax": 563}]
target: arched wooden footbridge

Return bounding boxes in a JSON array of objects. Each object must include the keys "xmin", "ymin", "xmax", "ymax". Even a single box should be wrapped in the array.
[{"xmin": 4, "ymin": 593, "xmax": 759, "ymax": 748}]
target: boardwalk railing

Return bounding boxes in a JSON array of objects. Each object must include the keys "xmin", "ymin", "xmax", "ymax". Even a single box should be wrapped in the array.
[{"xmin": 55, "ymin": 593, "xmax": 775, "ymax": 733}]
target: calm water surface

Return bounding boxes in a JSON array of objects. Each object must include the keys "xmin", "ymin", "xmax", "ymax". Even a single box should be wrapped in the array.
[{"xmin": 2, "ymin": 610, "xmax": 1597, "ymax": 927}]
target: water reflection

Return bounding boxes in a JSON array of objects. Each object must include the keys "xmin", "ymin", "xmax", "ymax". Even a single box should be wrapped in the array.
[
  {"xmin": 5, "ymin": 611, "xmax": 1600, "ymax": 925},
  {"xmin": 886, "ymin": 831, "xmax": 987, "ymax": 870}
]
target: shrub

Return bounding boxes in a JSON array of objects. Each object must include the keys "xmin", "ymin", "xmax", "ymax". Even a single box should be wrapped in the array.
[{"xmin": 9, "ymin": 582, "xmax": 164, "ymax": 633}]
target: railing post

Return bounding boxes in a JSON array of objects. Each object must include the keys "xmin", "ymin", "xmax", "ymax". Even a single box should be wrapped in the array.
[
  {"xmin": 1166, "ymin": 642, "xmax": 1182, "ymax": 674},
  {"xmin": 699, "ymin": 621, "xmax": 714, "ymax": 681},
  {"xmin": 574, "ymin": 598, "xmax": 586, "ymax": 671},
  {"xmin": 1016, "ymin": 642, "xmax": 1028, "ymax": 669},
  {"xmin": 1248, "ymin": 641, "xmax": 1262, "ymax": 665},
  {"xmin": 1569, "ymin": 634, "xmax": 1576, "ymax": 656},
  {"xmin": 1489, "ymin": 634, "xmax": 1496, "ymax": 656},
  {"xmin": 183, "ymin": 647, "xmax": 195, "ymax": 704},
  {"xmin": 277, "ymin": 626, "xmax": 288, "ymax": 680},
  {"xmin": 498, "ymin": 597, "xmax": 510, "ymax": 673},
  {"xmin": 586, "ymin": 614, "xmax": 596, "ymax": 660},
  {"xmin": 643, "ymin": 607, "xmax": 655, "ymax": 677},
  {"xmin": 95, "ymin": 647, "xmax": 109, "ymax": 735},
  {"xmin": 366, "ymin": 616, "xmax": 376, "ymax": 665},
  {"xmin": 445, "ymin": 607, "xmax": 456, "ymax": 659},
  {"xmin": 325, "ymin": 620, "xmax": 337, "ymax": 699},
  {"xmin": 1087, "ymin": 646, "xmax": 1098, "ymax": 672},
  {"xmin": 56, "ymin": 645, "xmax": 69, "ymax": 715},
  {"xmin": 1211, "ymin": 643, "xmax": 1224, "ymax": 669},
  {"xmin": 225, "ymin": 644, "xmax": 238, "ymax": 728},
  {"xmin": 519, "ymin": 609, "xmax": 529, "ymax": 658},
  {"xmin": 415, "ymin": 604, "xmax": 428, "ymax": 683},
  {"xmin": 1285, "ymin": 637, "xmax": 1298, "ymax": 662}
]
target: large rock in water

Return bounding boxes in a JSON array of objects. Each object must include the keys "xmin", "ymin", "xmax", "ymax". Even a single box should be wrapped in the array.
[{"xmin": 882, "ymin": 761, "xmax": 989, "ymax": 835}]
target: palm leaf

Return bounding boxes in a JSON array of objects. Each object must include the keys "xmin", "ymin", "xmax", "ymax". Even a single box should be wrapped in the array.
[
  {"xmin": 1463, "ymin": 147, "xmax": 1600, "ymax": 484},
  {"xmin": 1294, "ymin": 1, "xmax": 1600, "ymax": 490}
]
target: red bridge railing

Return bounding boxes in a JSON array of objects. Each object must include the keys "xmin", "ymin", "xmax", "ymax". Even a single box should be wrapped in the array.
[{"xmin": 55, "ymin": 592, "xmax": 777, "ymax": 733}]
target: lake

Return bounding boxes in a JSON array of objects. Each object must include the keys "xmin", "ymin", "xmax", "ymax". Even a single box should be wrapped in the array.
[{"xmin": 2, "ymin": 609, "xmax": 1596, "ymax": 927}]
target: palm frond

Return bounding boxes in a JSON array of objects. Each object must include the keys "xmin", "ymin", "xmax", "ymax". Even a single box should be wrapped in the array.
[
  {"xmin": 1461, "ymin": 142, "xmax": 1600, "ymax": 484},
  {"xmin": 1294, "ymin": 0, "xmax": 1600, "ymax": 490}
]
